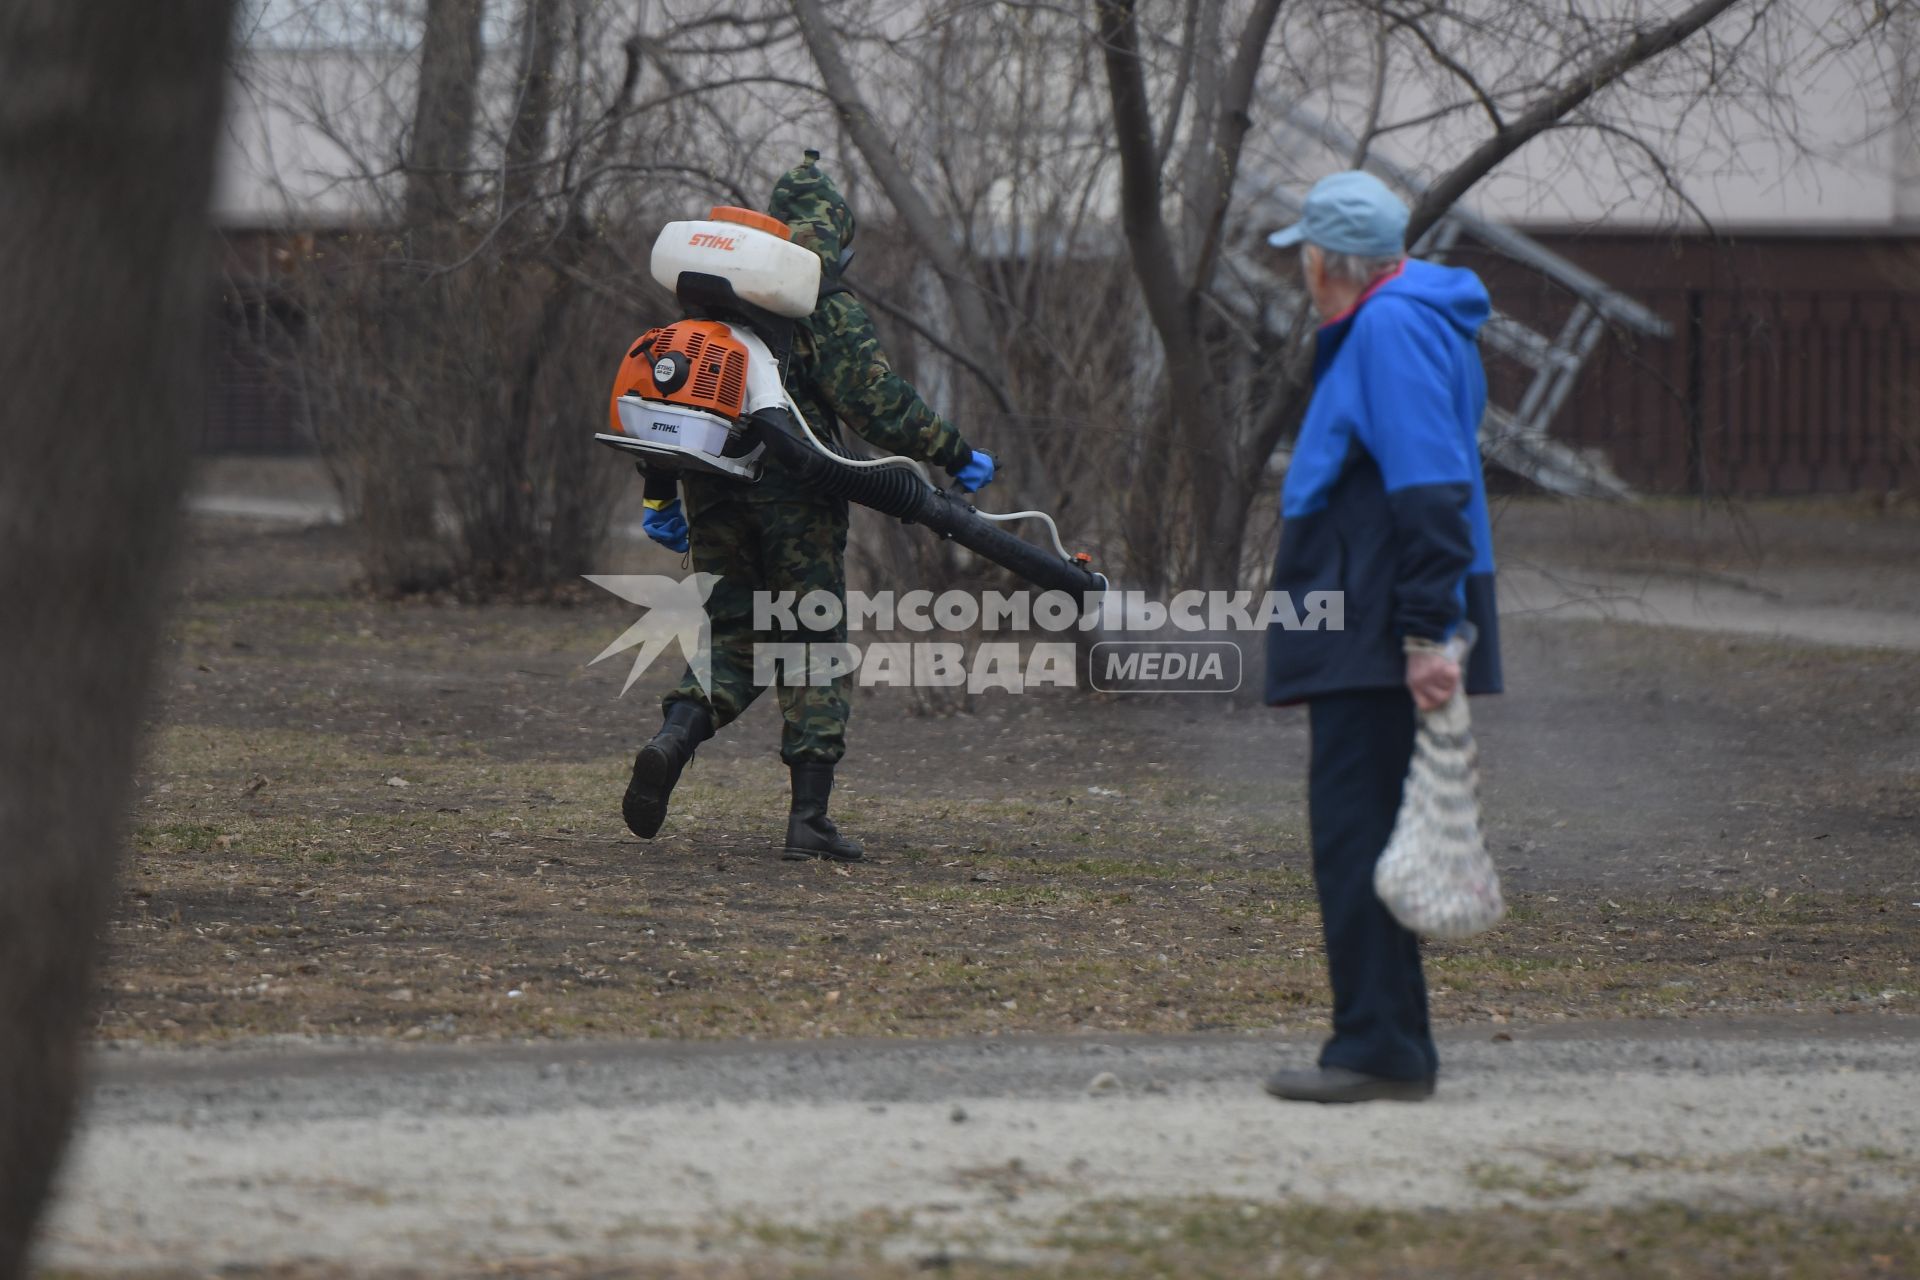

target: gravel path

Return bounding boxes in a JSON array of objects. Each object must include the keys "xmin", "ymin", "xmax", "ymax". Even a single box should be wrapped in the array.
[
  {"xmin": 1500, "ymin": 563, "xmax": 1920, "ymax": 651},
  {"xmin": 42, "ymin": 1016, "xmax": 1920, "ymax": 1271}
]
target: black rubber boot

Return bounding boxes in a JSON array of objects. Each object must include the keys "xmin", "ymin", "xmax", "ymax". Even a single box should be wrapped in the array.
[
  {"xmin": 622, "ymin": 702, "xmax": 713, "ymax": 839},
  {"xmin": 780, "ymin": 762, "xmax": 864, "ymax": 862}
]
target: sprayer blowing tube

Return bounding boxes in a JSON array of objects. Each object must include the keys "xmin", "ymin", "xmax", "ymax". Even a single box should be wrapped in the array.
[{"xmin": 746, "ymin": 409, "xmax": 1105, "ymax": 598}]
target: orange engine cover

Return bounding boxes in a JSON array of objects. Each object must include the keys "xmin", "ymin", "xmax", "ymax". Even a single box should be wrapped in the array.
[{"xmin": 609, "ymin": 319, "xmax": 750, "ymax": 434}]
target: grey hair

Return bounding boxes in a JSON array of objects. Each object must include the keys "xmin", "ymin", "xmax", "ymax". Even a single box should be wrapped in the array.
[{"xmin": 1302, "ymin": 243, "xmax": 1403, "ymax": 286}]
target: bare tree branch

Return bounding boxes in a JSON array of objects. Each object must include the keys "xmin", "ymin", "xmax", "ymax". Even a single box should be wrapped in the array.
[
  {"xmin": 1188, "ymin": 0, "xmax": 1285, "ymax": 295},
  {"xmin": 1155, "ymin": 0, "xmax": 1204, "ymax": 171},
  {"xmin": 1100, "ymin": 0, "xmax": 1259, "ymax": 586},
  {"xmin": 403, "ymin": 0, "xmax": 483, "ymax": 233},
  {"xmin": 1406, "ymin": 0, "xmax": 1752, "ymax": 243},
  {"xmin": 848, "ymin": 277, "xmax": 1020, "ymax": 417},
  {"xmin": 1554, "ymin": 115, "xmax": 1721, "ymax": 231},
  {"xmin": 1388, "ymin": 10, "xmax": 1507, "ymax": 136},
  {"xmin": 500, "ymin": 0, "xmax": 562, "ymax": 222},
  {"xmin": 1350, "ymin": 10, "xmax": 1392, "ymax": 167},
  {"xmin": 789, "ymin": 0, "xmax": 998, "ymax": 359},
  {"xmin": 1097, "ymin": 0, "xmax": 1198, "ymax": 354}
]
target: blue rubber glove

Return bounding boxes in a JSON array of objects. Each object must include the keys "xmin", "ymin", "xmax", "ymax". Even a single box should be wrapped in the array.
[
  {"xmin": 642, "ymin": 498, "xmax": 690, "ymax": 554},
  {"xmin": 953, "ymin": 449, "xmax": 996, "ymax": 493}
]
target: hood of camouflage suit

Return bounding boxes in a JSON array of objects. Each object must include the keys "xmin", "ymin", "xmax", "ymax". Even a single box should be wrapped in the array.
[{"xmin": 767, "ymin": 154, "xmax": 854, "ymax": 281}]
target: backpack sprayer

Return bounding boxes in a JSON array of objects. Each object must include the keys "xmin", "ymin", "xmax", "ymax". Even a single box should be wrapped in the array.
[{"xmin": 595, "ymin": 206, "xmax": 1108, "ymax": 599}]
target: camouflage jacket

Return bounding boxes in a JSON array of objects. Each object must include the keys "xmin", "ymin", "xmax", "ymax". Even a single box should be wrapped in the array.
[{"xmin": 682, "ymin": 154, "xmax": 971, "ymax": 515}]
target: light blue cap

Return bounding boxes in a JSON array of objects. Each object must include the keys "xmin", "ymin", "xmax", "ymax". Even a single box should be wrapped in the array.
[{"xmin": 1267, "ymin": 171, "xmax": 1408, "ymax": 257}]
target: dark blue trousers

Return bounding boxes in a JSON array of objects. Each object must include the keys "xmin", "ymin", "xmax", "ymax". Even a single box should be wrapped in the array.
[{"xmin": 1307, "ymin": 687, "xmax": 1438, "ymax": 1082}]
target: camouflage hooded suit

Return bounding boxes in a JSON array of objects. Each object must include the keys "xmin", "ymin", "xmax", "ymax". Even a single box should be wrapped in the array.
[{"xmin": 661, "ymin": 154, "xmax": 974, "ymax": 763}]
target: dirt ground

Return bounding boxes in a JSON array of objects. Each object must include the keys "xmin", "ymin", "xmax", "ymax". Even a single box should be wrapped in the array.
[
  {"xmin": 52, "ymin": 497, "xmax": 1920, "ymax": 1274},
  {"xmin": 100, "ymin": 505, "xmax": 1919, "ymax": 1046}
]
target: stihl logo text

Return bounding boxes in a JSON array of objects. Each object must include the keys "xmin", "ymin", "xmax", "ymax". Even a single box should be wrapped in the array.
[{"xmin": 689, "ymin": 233, "xmax": 738, "ymax": 250}]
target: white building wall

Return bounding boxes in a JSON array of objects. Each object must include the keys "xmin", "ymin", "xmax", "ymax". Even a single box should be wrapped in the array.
[{"xmin": 212, "ymin": 0, "xmax": 1915, "ymax": 234}]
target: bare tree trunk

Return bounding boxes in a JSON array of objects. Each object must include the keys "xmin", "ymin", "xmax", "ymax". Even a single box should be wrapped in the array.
[
  {"xmin": 501, "ymin": 0, "xmax": 564, "ymax": 224},
  {"xmin": 405, "ymin": 0, "xmax": 485, "ymax": 238},
  {"xmin": 481, "ymin": 19, "xmax": 645, "ymax": 586},
  {"xmin": 477, "ymin": 0, "xmax": 569, "ymax": 586},
  {"xmin": 363, "ymin": 0, "xmax": 486, "ymax": 591},
  {"xmin": 790, "ymin": 0, "xmax": 1000, "ymax": 363},
  {"xmin": 1185, "ymin": 0, "xmax": 1283, "ymax": 297},
  {"xmin": 1097, "ymin": 0, "xmax": 1240, "ymax": 589},
  {"xmin": 1404, "ymin": 0, "xmax": 1746, "ymax": 244},
  {"xmin": 0, "ymin": 2, "xmax": 232, "ymax": 1272}
]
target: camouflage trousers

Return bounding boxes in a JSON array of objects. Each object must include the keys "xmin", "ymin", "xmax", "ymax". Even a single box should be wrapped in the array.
[{"xmin": 664, "ymin": 496, "xmax": 850, "ymax": 764}]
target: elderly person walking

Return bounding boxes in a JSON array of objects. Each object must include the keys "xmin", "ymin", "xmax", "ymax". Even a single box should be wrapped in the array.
[{"xmin": 1262, "ymin": 172, "xmax": 1503, "ymax": 1104}]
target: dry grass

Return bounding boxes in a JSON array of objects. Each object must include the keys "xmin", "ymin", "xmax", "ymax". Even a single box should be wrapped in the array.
[
  {"xmin": 102, "ymin": 716, "xmax": 1916, "ymax": 1044},
  {"xmin": 38, "ymin": 1201, "xmax": 1920, "ymax": 1279}
]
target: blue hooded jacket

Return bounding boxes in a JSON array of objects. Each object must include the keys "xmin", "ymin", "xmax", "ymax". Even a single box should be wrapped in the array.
[{"xmin": 1265, "ymin": 258, "xmax": 1503, "ymax": 704}]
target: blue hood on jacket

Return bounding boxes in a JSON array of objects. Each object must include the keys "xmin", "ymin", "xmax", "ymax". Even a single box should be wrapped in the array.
[
  {"xmin": 1285, "ymin": 258, "xmax": 1493, "ymax": 521},
  {"xmin": 1266, "ymin": 255, "xmax": 1503, "ymax": 704},
  {"xmin": 1370, "ymin": 258, "xmax": 1490, "ymax": 339}
]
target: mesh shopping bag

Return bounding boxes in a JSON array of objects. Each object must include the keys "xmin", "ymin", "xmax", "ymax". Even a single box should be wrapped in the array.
[{"xmin": 1373, "ymin": 622, "xmax": 1505, "ymax": 940}]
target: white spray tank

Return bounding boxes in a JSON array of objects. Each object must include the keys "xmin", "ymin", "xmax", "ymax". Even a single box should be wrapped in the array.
[
  {"xmin": 598, "ymin": 207, "xmax": 821, "ymax": 480},
  {"xmin": 648, "ymin": 208, "xmax": 820, "ymax": 319}
]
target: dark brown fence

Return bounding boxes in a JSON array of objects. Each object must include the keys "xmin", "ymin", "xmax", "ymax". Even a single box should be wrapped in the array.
[
  {"xmin": 1462, "ymin": 232, "xmax": 1920, "ymax": 498},
  {"xmin": 202, "ymin": 229, "xmax": 1920, "ymax": 494},
  {"xmin": 206, "ymin": 286, "xmax": 310, "ymax": 453},
  {"xmin": 1557, "ymin": 287, "xmax": 1919, "ymax": 496}
]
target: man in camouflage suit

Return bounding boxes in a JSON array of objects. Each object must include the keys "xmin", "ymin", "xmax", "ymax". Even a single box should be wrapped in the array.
[{"xmin": 622, "ymin": 151, "xmax": 996, "ymax": 861}]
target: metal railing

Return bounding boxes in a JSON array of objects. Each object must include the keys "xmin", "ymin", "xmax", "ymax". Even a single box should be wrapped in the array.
[{"xmin": 1227, "ymin": 108, "xmax": 1674, "ymax": 499}]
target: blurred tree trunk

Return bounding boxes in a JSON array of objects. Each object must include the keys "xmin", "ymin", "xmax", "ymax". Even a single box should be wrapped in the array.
[
  {"xmin": 474, "ymin": 17, "xmax": 636, "ymax": 587},
  {"xmin": 501, "ymin": 0, "xmax": 563, "ymax": 224},
  {"xmin": 1097, "ymin": 0, "xmax": 1281, "ymax": 592},
  {"xmin": 365, "ymin": 0, "xmax": 486, "ymax": 591},
  {"xmin": 0, "ymin": 1, "xmax": 232, "ymax": 1274},
  {"xmin": 405, "ymin": 0, "xmax": 485, "ymax": 238},
  {"xmin": 482, "ymin": 0, "xmax": 570, "ymax": 585}
]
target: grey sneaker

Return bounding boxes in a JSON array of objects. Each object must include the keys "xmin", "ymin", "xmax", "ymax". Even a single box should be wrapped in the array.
[{"xmin": 1262, "ymin": 1066, "xmax": 1436, "ymax": 1104}]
